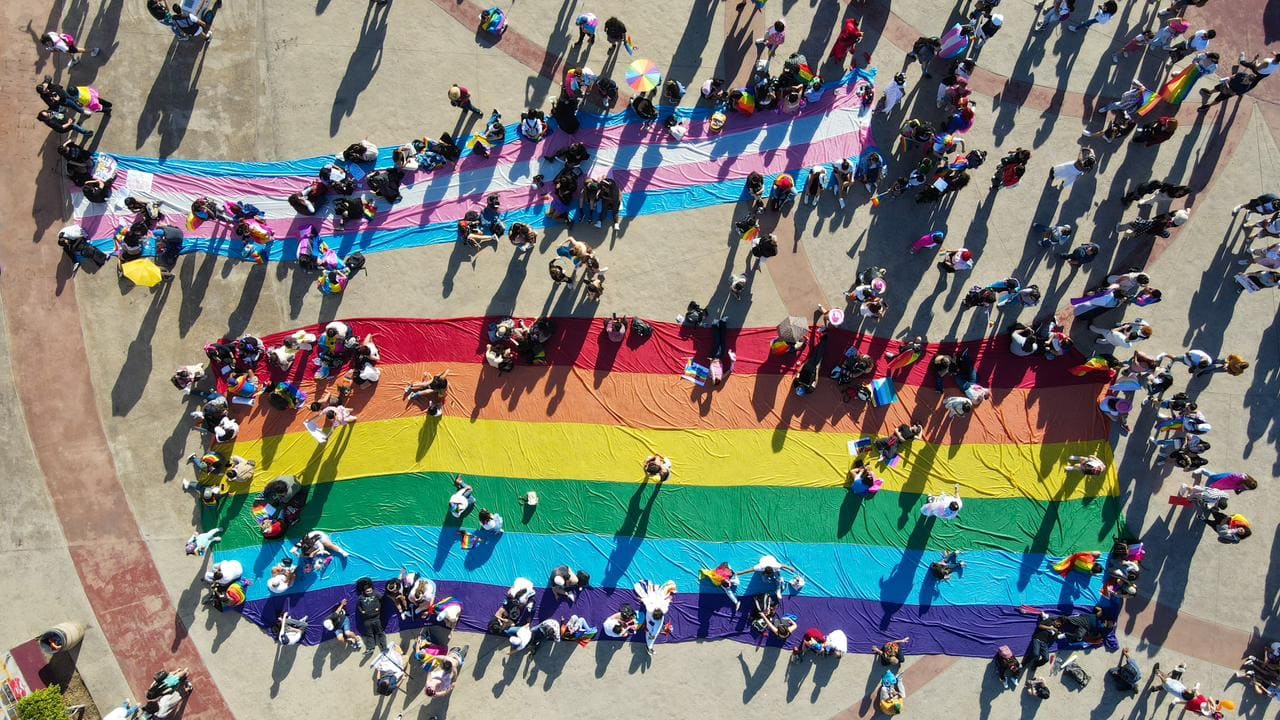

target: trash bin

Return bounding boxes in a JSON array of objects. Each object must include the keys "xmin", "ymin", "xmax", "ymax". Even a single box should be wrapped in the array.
[{"xmin": 38, "ymin": 622, "xmax": 85, "ymax": 655}]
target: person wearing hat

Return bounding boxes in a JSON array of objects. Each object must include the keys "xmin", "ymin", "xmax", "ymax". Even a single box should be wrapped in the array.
[
  {"xmin": 767, "ymin": 173, "xmax": 795, "ymax": 212},
  {"xmin": 910, "ymin": 229, "xmax": 946, "ymax": 254},
  {"xmin": 447, "ymin": 84, "xmax": 482, "ymax": 116},
  {"xmin": 323, "ymin": 598, "xmax": 363, "ymax": 651},
  {"xmin": 973, "ymin": 13, "xmax": 1003, "ymax": 47},
  {"xmin": 1099, "ymin": 394, "xmax": 1133, "ymax": 430},
  {"xmin": 574, "ymin": 12, "xmax": 598, "ymax": 44},
  {"xmin": 937, "ymin": 248, "xmax": 974, "ymax": 273}
]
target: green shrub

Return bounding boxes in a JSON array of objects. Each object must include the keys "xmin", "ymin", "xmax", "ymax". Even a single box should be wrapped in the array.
[{"xmin": 15, "ymin": 686, "xmax": 67, "ymax": 720}]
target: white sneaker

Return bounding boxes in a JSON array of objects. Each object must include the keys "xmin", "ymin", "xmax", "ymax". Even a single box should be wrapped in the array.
[
  {"xmin": 182, "ymin": 479, "xmax": 195, "ymax": 492},
  {"xmin": 594, "ymin": 220, "xmax": 602, "ymax": 228},
  {"xmin": 839, "ymin": 198, "xmax": 846, "ymax": 208},
  {"xmin": 1232, "ymin": 204, "xmax": 1243, "ymax": 215},
  {"xmin": 613, "ymin": 221, "xmax": 620, "ymax": 230}
]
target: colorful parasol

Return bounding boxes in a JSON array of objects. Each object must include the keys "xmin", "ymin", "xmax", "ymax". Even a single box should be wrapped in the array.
[
  {"xmin": 625, "ymin": 58, "xmax": 662, "ymax": 92},
  {"xmin": 121, "ymin": 258, "xmax": 163, "ymax": 287}
]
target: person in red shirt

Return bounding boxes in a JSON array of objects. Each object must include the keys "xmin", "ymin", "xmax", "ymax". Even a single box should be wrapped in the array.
[{"xmin": 791, "ymin": 628, "xmax": 826, "ymax": 662}]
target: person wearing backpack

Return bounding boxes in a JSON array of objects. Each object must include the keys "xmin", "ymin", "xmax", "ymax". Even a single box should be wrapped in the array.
[{"xmin": 994, "ymin": 645, "xmax": 1022, "ymax": 688}]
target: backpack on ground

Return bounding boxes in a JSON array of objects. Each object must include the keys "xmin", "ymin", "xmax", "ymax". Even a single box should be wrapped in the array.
[
  {"xmin": 629, "ymin": 317, "xmax": 653, "ymax": 340},
  {"xmin": 344, "ymin": 252, "xmax": 366, "ymax": 275},
  {"xmin": 1062, "ymin": 663, "xmax": 1090, "ymax": 689}
]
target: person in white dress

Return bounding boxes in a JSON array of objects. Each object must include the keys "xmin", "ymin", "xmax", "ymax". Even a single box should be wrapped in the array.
[{"xmin": 633, "ymin": 580, "xmax": 676, "ymax": 653}]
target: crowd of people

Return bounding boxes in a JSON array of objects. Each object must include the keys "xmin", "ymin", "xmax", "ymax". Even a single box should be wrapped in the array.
[{"xmin": 32, "ymin": 0, "xmax": 1280, "ymax": 716}]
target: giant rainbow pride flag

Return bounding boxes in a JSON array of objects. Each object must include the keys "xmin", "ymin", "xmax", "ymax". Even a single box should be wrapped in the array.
[
  {"xmin": 203, "ymin": 317, "xmax": 1120, "ymax": 655},
  {"xmin": 72, "ymin": 69, "xmax": 880, "ymax": 261}
]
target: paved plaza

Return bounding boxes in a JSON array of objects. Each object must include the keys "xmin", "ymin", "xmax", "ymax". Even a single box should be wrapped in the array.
[{"xmin": 0, "ymin": 0, "xmax": 1278, "ymax": 718}]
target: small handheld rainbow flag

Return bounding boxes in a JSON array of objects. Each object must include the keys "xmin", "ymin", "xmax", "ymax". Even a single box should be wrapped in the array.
[
  {"xmin": 741, "ymin": 226, "xmax": 759, "ymax": 244},
  {"xmin": 870, "ymin": 192, "xmax": 883, "ymax": 208},
  {"xmin": 458, "ymin": 529, "xmax": 480, "ymax": 549},
  {"xmin": 796, "ymin": 63, "xmax": 815, "ymax": 83},
  {"xmin": 623, "ymin": 34, "xmax": 638, "ymax": 56},
  {"xmin": 869, "ymin": 377, "xmax": 898, "ymax": 407}
]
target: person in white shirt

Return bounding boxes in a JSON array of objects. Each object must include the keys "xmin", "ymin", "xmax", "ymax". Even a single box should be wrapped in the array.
[
  {"xmin": 1069, "ymin": 0, "xmax": 1116, "ymax": 32},
  {"xmin": 372, "ymin": 644, "xmax": 408, "ymax": 696},
  {"xmin": 448, "ymin": 475, "xmax": 475, "ymax": 518},
  {"xmin": 1168, "ymin": 28, "xmax": 1215, "ymax": 63},
  {"xmin": 1240, "ymin": 51, "xmax": 1279, "ymax": 80}
]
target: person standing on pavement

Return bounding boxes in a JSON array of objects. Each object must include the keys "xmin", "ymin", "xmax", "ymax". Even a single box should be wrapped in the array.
[
  {"xmin": 40, "ymin": 31, "xmax": 98, "ymax": 66},
  {"xmin": 37, "ymin": 108, "xmax": 93, "ymax": 138},
  {"xmin": 448, "ymin": 84, "xmax": 483, "ymax": 117},
  {"xmin": 1197, "ymin": 69, "xmax": 1264, "ymax": 110},
  {"xmin": 603, "ymin": 17, "xmax": 627, "ymax": 55},
  {"xmin": 1070, "ymin": 1, "xmax": 1116, "ymax": 33},
  {"xmin": 756, "ymin": 20, "xmax": 786, "ymax": 57}
]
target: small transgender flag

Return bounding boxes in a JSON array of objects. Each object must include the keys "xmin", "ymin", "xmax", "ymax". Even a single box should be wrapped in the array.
[{"xmin": 870, "ymin": 377, "xmax": 898, "ymax": 407}]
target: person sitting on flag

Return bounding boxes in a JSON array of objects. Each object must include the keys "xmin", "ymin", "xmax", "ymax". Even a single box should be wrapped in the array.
[
  {"xmin": 847, "ymin": 460, "xmax": 884, "ymax": 496},
  {"xmin": 877, "ymin": 423, "xmax": 924, "ymax": 462},
  {"xmin": 1053, "ymin": 551, "xmax": 1103, "ymax": 577},
  {"xmin": 920, "ymin": 483, "xmax": 962, "ymax": 520}
]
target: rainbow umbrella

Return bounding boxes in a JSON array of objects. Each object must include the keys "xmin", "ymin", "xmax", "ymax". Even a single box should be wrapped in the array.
[
  {"xmin": 121, "ymin": 258, "xmax": 163, "ymax": 287},
  {"xmin": 625, "ymin": 58, "xmax": 662, "ymax": 92},
  {"xmin": 735, "ymin": 91, "xmax": 756, "ymax": 114},
  {"xmin": 939, "ymin": 23, "xmax": 970, "ymax": 59}
]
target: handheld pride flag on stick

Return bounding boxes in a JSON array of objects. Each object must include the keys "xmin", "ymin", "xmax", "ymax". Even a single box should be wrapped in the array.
[
  {"xmin": 623, "ymin": 34, "xmax": 638, "ymax": 56},
  {"xmin": 1138, "ymin": 64, "xmax": 1204, "ymax": 116}
]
